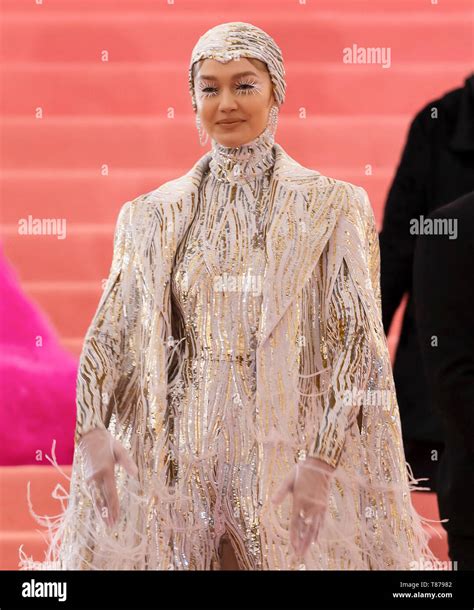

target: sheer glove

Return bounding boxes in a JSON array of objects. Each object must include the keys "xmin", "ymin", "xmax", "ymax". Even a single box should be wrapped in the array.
[
  {"xmin": 272, "ymin": 457, "xmax": 335, "ymax": 557},
  {"xmin": 78, "ymin": 428, "xmax": 139, "ymax": 527}
]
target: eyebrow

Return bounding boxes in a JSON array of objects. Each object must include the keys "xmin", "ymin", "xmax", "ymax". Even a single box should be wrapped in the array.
[{"xmin": 197, "ymin": 70, "xmax": 259, "ymax": 81}]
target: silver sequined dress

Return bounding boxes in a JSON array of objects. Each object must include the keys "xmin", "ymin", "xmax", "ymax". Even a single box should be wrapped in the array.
[{"xmin": 167, "ymin": 130, "xmax": 275, "ymax": 569}]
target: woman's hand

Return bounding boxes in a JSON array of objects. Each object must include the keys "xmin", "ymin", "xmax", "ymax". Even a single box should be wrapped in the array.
[
  {"xmin": 271, "ymin": 456, "xmax": 335, "ymax": 557},
  {"xmin": 78, "ymin": 428, "xmax": 139, "ymax": 527}
]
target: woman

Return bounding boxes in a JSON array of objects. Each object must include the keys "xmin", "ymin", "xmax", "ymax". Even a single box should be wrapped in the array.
[{"xmin": 20, "ymin": 22, "xmax": 438, "ymax": 570}]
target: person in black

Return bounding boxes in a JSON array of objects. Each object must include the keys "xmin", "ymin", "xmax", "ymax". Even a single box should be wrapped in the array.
[
  {"xmin": 413, "ymin": 190, "xmax": 474, "ymax": 570},
  {"xmin": 379, "ymin": 74, "xmax": 474, "ymax": 490}
]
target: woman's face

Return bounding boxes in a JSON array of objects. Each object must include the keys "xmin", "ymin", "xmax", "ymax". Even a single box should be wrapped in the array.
[{"xmin": 194, "ymin": 57, "xmax": 276, "ymax": 147}]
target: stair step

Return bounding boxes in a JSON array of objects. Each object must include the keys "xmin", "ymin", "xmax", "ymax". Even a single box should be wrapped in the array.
[
  {"xmin": 0, "ymin": 466, "xmax": 73, "ymax": 532},
  {"xmin": 1, "ymin": 12, "xmax": 471, "ymax": 63},
  {"xmin": 0, "ymin": 531, "xmax": 51, "ymax": 570},
  {"xmin": 1, "ymin": 0, "xmax": 472, "ymax": 12}
]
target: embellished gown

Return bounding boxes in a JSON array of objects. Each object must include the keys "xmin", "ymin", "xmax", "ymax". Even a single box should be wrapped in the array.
[
  {"xmin": 160, "ymin": 131, "xmax": 379, "ymax": 569},
  {"xmin": 165, "ymin": 134, "xmax": 276, "ymax": 569}
]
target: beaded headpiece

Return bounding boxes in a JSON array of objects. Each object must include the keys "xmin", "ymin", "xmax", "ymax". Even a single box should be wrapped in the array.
[{"xmin": 188, "ymin": 21, "xmax": 286, "ymax": 113}]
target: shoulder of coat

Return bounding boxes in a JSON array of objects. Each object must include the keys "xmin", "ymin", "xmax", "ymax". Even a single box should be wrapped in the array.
[
  {"xmin": 273, "ymin": 143, "xmax": 321, "ymax": 188},
  {"xmin": 311, "ymin": 172, "xmax": 366, "ymax": 207},
  {"xmin": 121, "ymin": 174, "xmax": 193, "ymax": 220},
  {"xmin": 123, "ymin": 153, "xmax": 210, "ymax": 220},
  {"xmin": 275, "ymin": 146, "xmax": 365, "ymax": 207}
]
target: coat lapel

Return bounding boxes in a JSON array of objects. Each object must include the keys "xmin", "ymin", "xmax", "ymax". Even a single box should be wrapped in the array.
[
  {"xmin": 255, "ymin": 143, "xmax": 346, "ymax": 350},
  {"xmin": 133, "ymin": 142, "xmax": 346, "ymax": 350}
]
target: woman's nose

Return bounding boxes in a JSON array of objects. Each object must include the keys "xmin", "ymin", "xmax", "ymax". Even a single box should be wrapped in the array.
[{"xmin": 218, "ymin": 88, "xmax": 238, "ymax": 110}]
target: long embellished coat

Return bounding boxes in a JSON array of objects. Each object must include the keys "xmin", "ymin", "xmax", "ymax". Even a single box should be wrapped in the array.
[{"xmin": 19, "ymin": 143, "xmax": 438, "ymax": 570}]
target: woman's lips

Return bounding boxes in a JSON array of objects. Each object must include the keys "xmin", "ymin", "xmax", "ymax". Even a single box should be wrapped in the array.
[{"xmin": 217, "ymin": 120, "xmax": 244, "ymax": 128}]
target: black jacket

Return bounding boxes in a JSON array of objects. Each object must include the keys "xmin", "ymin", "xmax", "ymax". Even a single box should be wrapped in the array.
[
  {"xmin": 380, "ymin": 74, "xmax": 474, "ymax": 446},
  {"xmin": 413, "ymin": 190, "xmax": 474, "ymax": 547}
]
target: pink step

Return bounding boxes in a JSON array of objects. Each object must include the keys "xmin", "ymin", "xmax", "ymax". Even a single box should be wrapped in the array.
[
  {"xmin": 1, "ymin": 531, "xmax": 48, "ymax": 570},
  {"xmin": 60, "ymin": 338, "xmax": 83, "ymax": 358},
  {"xmin": 1, "ymin": 0, "xmax": 472, "ymax": 12},
  {"xmin": 1, "ymin": 13, "xmax": 471, "ymax": 63},
  {"xmin": 0, "ymin": 231, "xmax": 116, "ymax": 283},
  {"xmin": 20, "ymin": 283, "xmax": 103, "ymax": 339},
  {"xmin": 411, "ymin": 492, "xmax": 449, "ymax": 562},
  {"xmin": 0, "ymin": 465, "xmax": 73, "ymax": 532}
]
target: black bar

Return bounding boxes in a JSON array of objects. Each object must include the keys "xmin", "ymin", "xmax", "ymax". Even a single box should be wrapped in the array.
[{"xmin": 0, "ymin": 569, "xmax": 472, "ymax": 609}]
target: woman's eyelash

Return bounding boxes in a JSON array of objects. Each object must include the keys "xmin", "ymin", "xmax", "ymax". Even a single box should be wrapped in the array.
[
  {"xmin": 198, "ymin": 78, "xmax": 263, "ymax": 97},
  {"xmin": 235, "ymin": 77, "xmax": 263, "ymax": 93}
]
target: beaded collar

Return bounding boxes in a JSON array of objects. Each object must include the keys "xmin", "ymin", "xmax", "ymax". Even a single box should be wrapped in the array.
[{"xmin": 208, "ymin": 122, "xmax": 276, "ymax": 184}]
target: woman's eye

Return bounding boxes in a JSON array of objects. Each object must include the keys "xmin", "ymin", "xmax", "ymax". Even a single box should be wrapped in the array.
[
  {"xmin": 236, "ymin": 80, "xmax": 260, "ymax": 94},
  {"xmin": 237, "ymin": 83, "xmax": 255, "ymax": 91},
  {"xmin": 199, "ymin": 81, "xmax": 260, "ymax": 97}
]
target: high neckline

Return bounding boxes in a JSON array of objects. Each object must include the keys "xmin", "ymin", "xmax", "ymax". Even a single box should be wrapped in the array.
[{"xmin": 208, "ymin": 122, "xmax": 276, "ymax": 184}]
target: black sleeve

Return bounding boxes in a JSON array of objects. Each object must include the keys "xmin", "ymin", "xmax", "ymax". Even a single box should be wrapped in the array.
[{"xmin": 379, "ymin": 111, "xmax": 430, "ymax": 333}]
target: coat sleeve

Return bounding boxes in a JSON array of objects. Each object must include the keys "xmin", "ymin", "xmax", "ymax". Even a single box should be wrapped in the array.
[
  {"xmin": 379, "ymin": 112, "xmax": 430, "ymax": 333},
  {"xmin": 307, "ymin": 187, "xmax": 376, "ymax": 468},
  {"xmin": 74, "ymin": 200, "xmax": 134, "ymax": 445}
]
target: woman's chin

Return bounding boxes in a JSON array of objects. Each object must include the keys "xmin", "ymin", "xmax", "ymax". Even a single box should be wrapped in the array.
[
  {"xmin": 212, "ymin": 130, "xmax": 253, "ymax": 148},
  {"xmin": 213, "ymin": 136, "xmax": 239, "ymax": 147}
]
